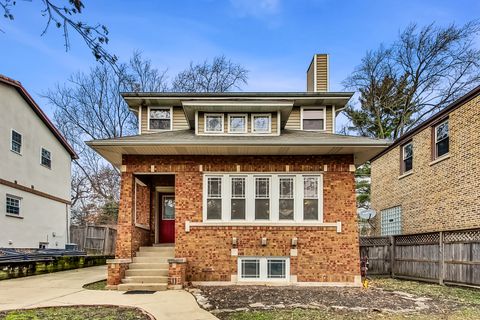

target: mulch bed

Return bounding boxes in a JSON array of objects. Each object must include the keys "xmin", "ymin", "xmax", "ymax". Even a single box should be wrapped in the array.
[{"xmin": 195, "ymin": 285, "xmax": 462, "ymax": 314}]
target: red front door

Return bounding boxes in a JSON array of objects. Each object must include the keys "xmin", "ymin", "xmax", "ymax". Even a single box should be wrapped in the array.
[{"xmin": 159, "ymin": 194, "xmax": 175, "ymax": 243}]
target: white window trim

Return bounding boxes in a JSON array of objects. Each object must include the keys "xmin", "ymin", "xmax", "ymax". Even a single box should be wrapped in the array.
[
  {"xmin": 202, "ymin": 173, "xmax": 323, "ymax": 223},
  {"xmin": 40, "ymin": 147, "xmax": 52, "ymax": 169},
  {"xmin": 227, "ymin": 114, "xmax": 248, "ymax": 134},
  {"xmin": 10, "ymin": 129, "xmax": 22, "ymax": 155},
  {"xmin": 300, "ymin": 106, "xmax": 326, "ymax": 131},
  {"xmin": 434, "ymin": 119, "xmax": 449, "ymax": 158},
  {"xmin": 251, "ymin": 114, "xmax": 272, "ymax": 134},
  {"xmin": 238, "ymin": 257, "xmax": 290, "ymax": 282},
  {"xmin": 401, "ymin": 142, "xmax": 413, "ymax": 174},
  {"xmin": 204, "ymin": 113, "xmax": 225, "ymax": 133},
  {"xmin": 147, "ymin": 106, "xmax": 173, "ymax": 131},
  {"xmin": 6, "ymin": 194, "xmax": 22, "ymax": 216}
]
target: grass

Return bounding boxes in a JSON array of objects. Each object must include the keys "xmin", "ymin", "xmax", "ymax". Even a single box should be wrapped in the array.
[
  {"xmin": 83, "ymin": 279, "xmax": 108, "ymax": 290},
  {"xmin": 0, "ymin": 306, "xmax": 150, "ymax": 320},
  {"xmin": 371, "ymin": 277, "xmax": 480, "ymax": 305},
  {"xmin": 223, "ymin": 308, "xmax": 480, "ymax": 320}
]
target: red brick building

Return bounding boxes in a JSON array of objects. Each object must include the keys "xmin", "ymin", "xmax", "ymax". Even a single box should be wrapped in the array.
[{"xmin": 88, "ymin": 54, "xmax": 390, "ymax": 290}]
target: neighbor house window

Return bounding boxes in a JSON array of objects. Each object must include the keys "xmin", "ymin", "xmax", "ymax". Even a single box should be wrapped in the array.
[
  {"xmin": 252, "ymin": 114, "xmax": 271, "ymax": 133},
  {"xmin": 11, "ymin": 130, "xmax": 22, "ymax": 154},
  {"xmin": 203, "ymin": 174, "xmax": 323, "ymax": 222},
  {"xmin": 205, "ymin": 114, "xmax": 224, "ymax": 133},
  {"xmin": 279, "ymin": 177, "xmax": 294, "ymax": 220},
  {"xmin": 228, "ymin": 114, "xmax": 247, "ymax": 133},
  {"xmin": 231, "ymin": 177, "xmax": 246, "ymax": 219},
  {"xmin": 381, "ymin": 206, "xmax": 402, "ymax": 236},
  {"xmin": 41, "ymin": 148, "xmax": 52, "ymax": 169},
  {"xmin": 255, "ymin": 177, "xmax": 270, "ymax": 219},
  {"xmin": 434, "ymin": 120, "xmax": 449, "ymax": 158},
  {"xmin": 6, "ymin": 195, "xmax": 21, "ymax": 215},
  {"xmin": 238, "ymin": 257, "xmax": 289, "ymax": 281},
  {"xmin": 303, "ymin": 176, "xmax": 319, "ymax": 220},
  {"xmin": 149, "ymin": 108, "xmax": 171, "ymax": 130},
  {"xmin": 401, "ymin": 142, "xmax": 413, "ymax": 174},
  {"xmin": 206, "ymin": 176, "xmax": 222, "ymax": 219},
  {"xmin": 302, "ymin": 108, "xmax": 325, "ymax": 130}
]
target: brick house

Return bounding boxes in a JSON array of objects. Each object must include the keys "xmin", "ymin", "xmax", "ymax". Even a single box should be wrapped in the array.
[
  {"xmin": 370, "ymin": 86, "xmax": 480, "ymax": 236},
  {"xmin": 88, "ymin": 54, "xmax": 390, "ymax": 290}
]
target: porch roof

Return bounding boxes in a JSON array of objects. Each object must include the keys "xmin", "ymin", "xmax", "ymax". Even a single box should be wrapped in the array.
[{"xmin": 87, "ymin": 130, "xmax": 390, "ymax": 167}]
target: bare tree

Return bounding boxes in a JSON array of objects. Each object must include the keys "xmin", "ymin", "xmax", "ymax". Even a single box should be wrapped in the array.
[
  {"xmin": 344, "ymin": 21, "xmax": 480, "ymax": 140},
  {"xmin": 1, "ymin": 0, "xmax": 117, "ymax": 67},
  {"xmin": 172, "ymin": 55, "xmax": 248, "ymax": 92}
]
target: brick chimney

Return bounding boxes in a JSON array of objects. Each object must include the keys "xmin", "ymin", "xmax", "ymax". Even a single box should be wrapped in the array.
[{"xmin": 306, "ymin": 54, "xmax": 329, "ymax": 92}]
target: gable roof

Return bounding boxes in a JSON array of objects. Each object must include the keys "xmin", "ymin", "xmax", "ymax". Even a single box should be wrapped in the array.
[
  {"xmin": 371, "ymin": 85, "xmax": 480, "ymax": 162},
  {"xmin": 87, "ymin": 129, "xmax": 390, "ymax": 166},
  {"xmin": 0, "ymin": 75, "xmax": 78, "ymax": 159}
]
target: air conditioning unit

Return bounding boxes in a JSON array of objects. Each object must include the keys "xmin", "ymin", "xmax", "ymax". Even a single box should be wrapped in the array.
[{"xmin": 65, "ymin": 243, "xmax": 78, "ymax": 251}]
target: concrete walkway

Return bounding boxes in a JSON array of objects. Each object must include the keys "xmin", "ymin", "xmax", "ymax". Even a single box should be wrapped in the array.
[{"xmin": 0, "ymin": 266, "xmax": 216, "ymax": 320}]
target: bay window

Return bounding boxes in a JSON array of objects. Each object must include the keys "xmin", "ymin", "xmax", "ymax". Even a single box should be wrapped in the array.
[{"xmin": 203, "ymin": 173, "xmax": 322, "ymax": 222}]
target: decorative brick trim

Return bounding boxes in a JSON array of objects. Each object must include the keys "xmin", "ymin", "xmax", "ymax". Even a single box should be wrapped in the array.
[{"xmin": 0, "ymin": 178, "xmax": 70, "ymax": 204}]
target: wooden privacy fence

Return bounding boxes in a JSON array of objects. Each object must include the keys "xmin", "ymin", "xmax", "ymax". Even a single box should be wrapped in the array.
[
  {"xmin": 70, "ymin": 225, "xmax": 116, "ymax": 255},
  {"xmin": 360, "ymin": 228, "xmax": 480, "ymax": 287}
]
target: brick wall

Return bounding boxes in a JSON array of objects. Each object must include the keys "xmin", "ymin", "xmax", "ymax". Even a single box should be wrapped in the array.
[
  {"xmin": 116, "ymin": 154, "xmax": 360, "ymax": 283},
  {"xmin": 371, "ymin": 94, "xmax": 480, "ymax": 235}
]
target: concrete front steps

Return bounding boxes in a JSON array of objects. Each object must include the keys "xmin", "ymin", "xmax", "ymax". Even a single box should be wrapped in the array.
[{"xmin": 117, "ymin": 245, "xmax": 174, "ymax": 292}]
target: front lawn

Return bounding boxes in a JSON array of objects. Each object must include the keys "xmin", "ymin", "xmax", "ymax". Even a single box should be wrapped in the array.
[{"xmin": 0, "ymin": 306, "xmax": 151, "ymax": 320}]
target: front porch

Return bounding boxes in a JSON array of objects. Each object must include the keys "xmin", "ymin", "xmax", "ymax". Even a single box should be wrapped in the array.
[{"xmin": 107, "ymin": 173, "xmax": 187, "ymax": 290}]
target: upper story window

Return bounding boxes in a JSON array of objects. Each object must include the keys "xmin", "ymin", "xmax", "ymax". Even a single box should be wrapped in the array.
[
  {"xmin": 302, "ymin": 108, "xmax": 325, "ymax": 131},
  {"xmin": 434, "ymin": 120, "xmax": 449, "ymax": 158},
  {"xmin": 11, "ymin": 130, "xmax": 22, "ymax": 154},
  {"xmin": 401, "ymin": 142, "xmax": 413, "ymax": 174},
  {"xmin": 205, "ymin": 114, "xmax": 224, "ymax": 133},
  {"xmin": 149, "ymin": 107, "xmax": 172, "ymax": 130},
  {"xmin": 41, "ymin": 148, "xmax": 52, "ymax": 169},
  {"xmin": 6, "ymin": 194, "xmax": 21, "ymax": 216},
  {"xmin": 252, "ymin": 114, "xmax": 271, "ymax": 133},
  {"xmin": 228, "ymin": 114, "xmax": 247, "ymax": 133}
]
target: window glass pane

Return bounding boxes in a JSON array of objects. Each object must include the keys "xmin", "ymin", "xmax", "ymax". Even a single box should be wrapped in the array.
[
  {"xmin": 279, "ymin": 199, "xmax": 294, "ymax": 220},
  {"xmin": 255, "ymin": 199, "xmax": 270, "ymax": 219},
  {"xmin": 6, "ymin": 196, "xmax": 20, "ymax": 215},
  {"xmin": 231, "ymin": 199, "xmax": 245, "ymax": 219},
  {"xmin": 231, "ymin": 178, "xmax": 245, "ymax": 198},
  {"xmin": 436, "ymin": 138, "xmax": 449, "ymax": 157},
  {"xmin": 255, "ymin": 178, "xmax": 269, "ymax": 198},
  {"xmin": 207, "ymin": 199, "xmax": 222, "ymax": 219},
  {"xmin": 150, "ymin": 109, "xmax": 171, "ymax": 119},
  {"xmin": 253, "ymin": 115, "xmax": 270, "ymax": 132},
  {"xmin": 241, "ymin": 259, "xmax": 260, "ymax": 278},
  {"xmin": 303, "ymin": 119, "xmax": 324, "ymax": 130},
  {"xmin": 162, "ymin": 196, "xmax": 175, "ymax": 220},
  {"xmin": 303, "ymin": 199, "xmax": 318, "ymax": 220},
  {"xmin": 208, "ymin": 178, "xmax": 222, "ymax": 197},
  {"xmin": 303, "ymin": 109, "xmax": 324, "ymax": 119},
  {"xmin": 404, "ymin": 157, "xmax": 413, "ymax": 172},
  {"xmin": 205, "ymin": 115, "xmax": 223, "ymax": 132},
  {"xmin": 229, "ymin": 116, "xmax": 246, "ymax": 132},
  {"xmin": 381, "ymin": 206, "xmax": 402, "ymax": 236},
  {"xmin": 403, "ymin": 143, "xmax": 413, "ymax": 160},
  {"xmin": 150, "ymin": 119, "xmax": 170, "ymax": 130},
  {"xmin": 41, "ymin": 148, "xmax": 51, "ymax": 168},
  {"xmin": 436, "ymin": 121, "xmax": 449, "ymax": 142},
  {"xmin": 267, "ymin": 259, "xmax": 286, "ymax": 278},
  {"xmin": 279, "ymin": 178, "xmax": 293, "ymax": 198},
  {"xmin": 11, "ymin": 131, "xmax": 21, "ymax": 153},
  {"xmin": 304, "ymin": 177, "xmax": 318, "ymax": 198}
]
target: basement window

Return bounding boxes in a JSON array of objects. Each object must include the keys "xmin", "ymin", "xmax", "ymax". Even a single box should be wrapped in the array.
[{"xmin": 238, "ymin": 257, "xmax": 289, "ymax": 281}]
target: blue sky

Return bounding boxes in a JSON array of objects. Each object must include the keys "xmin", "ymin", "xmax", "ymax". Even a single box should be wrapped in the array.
[{"xmin": 1, "ymin": 0, "xmax": 479, "ymax": 120}]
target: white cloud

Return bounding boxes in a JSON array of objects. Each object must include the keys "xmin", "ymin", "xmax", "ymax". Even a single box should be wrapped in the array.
[{"xmin": 229, "ymin": 0, "xmax": 281, "ymax": 18}]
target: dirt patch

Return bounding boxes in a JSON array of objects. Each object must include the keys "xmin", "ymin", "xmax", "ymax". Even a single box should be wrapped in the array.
[{"xmin": 191, "ymin": 283, "xmax": 466, "ymax": 317}]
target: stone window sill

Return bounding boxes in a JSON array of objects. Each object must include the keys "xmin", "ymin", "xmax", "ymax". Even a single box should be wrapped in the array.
[
  {"xmin": 429, "ymin": 154, "xmax": 450, "ymax": 166},
  {"xmin": 398, "ymin": 171, "xmax": 413, "ymax": 180},
  {"xmin": 5, "ymin": 213, "xmax": 23, "ymax": 219}
]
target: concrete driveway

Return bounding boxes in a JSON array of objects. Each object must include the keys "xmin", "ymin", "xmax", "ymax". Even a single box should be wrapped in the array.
[{"xmin": 0, "ymin": 266, "xmax": 216, "ymax": 320}]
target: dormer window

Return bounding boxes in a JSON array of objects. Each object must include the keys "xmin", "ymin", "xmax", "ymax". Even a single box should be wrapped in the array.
[
  {"xmin": 205, "ymin": 114, "xmax": 224, "ymax": 133},
  {"xmin": 148, "ymin": 107, "xmax": 172, "ymax": 130},
  {"xmin": 301, "ymin": 107, "xmax": 325, "ymax": 131},
  {"xmin": 228, "ymin": 114, "xmax": 247, "ymax": 133},
  {"xmin": 252, "ymin": 114, "xmax": 271, "ymax": 133}
]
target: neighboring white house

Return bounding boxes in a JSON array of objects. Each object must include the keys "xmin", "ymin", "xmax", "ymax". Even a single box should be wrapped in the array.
[{"xmin": 0, "ymin": 75, "xmax": 77, "ymax": 249}]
